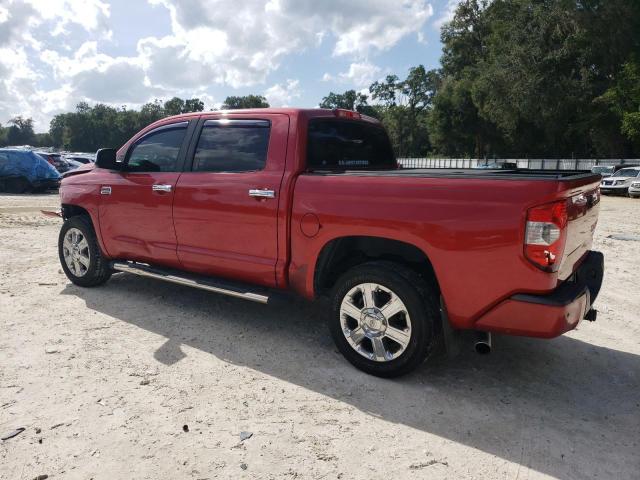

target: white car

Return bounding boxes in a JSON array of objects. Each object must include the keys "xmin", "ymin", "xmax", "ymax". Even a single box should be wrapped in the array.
[
  {"xmin": 629, "ymin": 179, "xmax": 640, "ymax": 198},
  {"xmin": 600, "ymin": 167, "xmax": 640, "ymax": 196}
]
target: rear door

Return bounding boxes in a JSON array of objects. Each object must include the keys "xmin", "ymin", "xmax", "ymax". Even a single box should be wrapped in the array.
[
  {"xmin": 98, "ymin": 121, "xmax": 193, "ymax": 268},
  {"xmin": 172, "ymin": 114, "xmax": 289, "ymax": 287}
]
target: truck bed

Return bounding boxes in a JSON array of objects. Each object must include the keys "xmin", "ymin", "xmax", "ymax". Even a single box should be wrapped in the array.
[
  {"xmin": 289, "ymin": 168, "xmax": 601, "ymax": 331},
  {"xmin": 309, "ymin": 168, "xmax": 599, "ymax": 182}
]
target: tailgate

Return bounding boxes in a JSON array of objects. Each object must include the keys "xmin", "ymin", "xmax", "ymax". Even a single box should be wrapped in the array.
[{"xmin": 558, "ymin": 187, "xmax": 600, "ymax": 280}]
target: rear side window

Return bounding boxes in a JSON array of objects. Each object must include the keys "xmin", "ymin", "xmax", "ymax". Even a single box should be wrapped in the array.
[
  {"xmin": 307, "ymin": 119, "xmax": 395, "ymax": 170},
  {"xmin": 127, "ymin": 124, "xmax": 187, "ymax": 172},
  {"xmin": 193, "ymin": 120, "xmax": 270, "ymax": 173}
]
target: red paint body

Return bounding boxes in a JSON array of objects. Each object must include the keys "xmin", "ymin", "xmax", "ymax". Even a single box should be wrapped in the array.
[{"xmin": 60, "ymin": 109, "xmax": 602, "ymax": 338}]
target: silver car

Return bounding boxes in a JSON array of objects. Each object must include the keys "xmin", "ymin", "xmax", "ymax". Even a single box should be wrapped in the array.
[
  {"xmin": 629, "ymin": 179, "xmax": 640, "ymax": 198},
  {"xmin": 600, "ymin": 167, "xmax": 640, "ymax": 196},
  {"xmin": 591, "ymin": 165, "xmax": 615, "ymax": 177}
]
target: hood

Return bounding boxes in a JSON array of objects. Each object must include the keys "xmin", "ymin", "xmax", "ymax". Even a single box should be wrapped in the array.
[{"xmin": 61, "ymin": 162, "xmax": 95, "ymax": 178}]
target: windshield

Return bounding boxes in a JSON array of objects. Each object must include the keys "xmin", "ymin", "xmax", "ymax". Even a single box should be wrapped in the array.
[
  {"xmin": 612, "ymin": 168, "xmax": 640, "ymax": 177},
  {"xmin": 592, "ymin": 166, "xmax": 613, "ymax": 174}
]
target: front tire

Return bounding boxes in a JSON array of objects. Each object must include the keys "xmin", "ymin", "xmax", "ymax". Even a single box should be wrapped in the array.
[
  {"xmin": 59, "ymin": 216, "xmax": 112, "ymax": 287},
  {"xmin": 329, "ymin": 261, "xmax": 439, "ymax": 378}
]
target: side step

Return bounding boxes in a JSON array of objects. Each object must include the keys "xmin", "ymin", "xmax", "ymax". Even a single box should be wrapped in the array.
[{"xmin": 111, "ymin": 261, "xmax": 271, "ymax": 304}]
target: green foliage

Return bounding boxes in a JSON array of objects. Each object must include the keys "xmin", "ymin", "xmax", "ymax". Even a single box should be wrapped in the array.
[
  {"xmin": 369, "ymin": 66, "xmax": 439, "ymax": 157},
  {"xmin": 222, "ymin": 95, "xmax": 269, "ymax": 109},
  {"xmin": 429, "ymin": 0, "xmax": 640, "ymax": 157},
  {"xmin": 3, "ymin": 116, "xmax": 36, "ymax": 146},
  {"xmin": 47, "ymin": 97, "xmax": 206, "ymax": 151},
  {"xmin": 600, "ymin": 60, "xmax": 640, "ymax": 152}
]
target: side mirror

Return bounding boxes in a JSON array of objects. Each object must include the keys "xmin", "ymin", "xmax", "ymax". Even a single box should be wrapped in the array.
[{"xmin": 95, "ymin": 148, "xmax": 119, "ymax": 170}]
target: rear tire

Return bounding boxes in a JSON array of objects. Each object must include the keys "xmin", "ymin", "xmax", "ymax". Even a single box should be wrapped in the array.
[
  {"xmin": 59, "ymin": 216, "xmax": 112, "ymax": 287},
  {"xmin": 329, "ymin": 261, "xmax": 439, "ymax": 378}
]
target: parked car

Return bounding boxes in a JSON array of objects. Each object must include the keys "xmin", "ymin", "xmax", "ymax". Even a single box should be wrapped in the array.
[
  {"xmin": 35, "ymin": 152, "xmax": 73, "ymax": 174},
  {"xmin": 599, "ymin": 167, "xmax": 640, "ymax": 195},
  {"xmin": 629, "ymin": 180, "xmax": 640, "ymax": 198},
  {"xmin": 591, "ymin": 165, "xmax": 615, "ymax": 177},
  {"xmin": 0, "ymin": 148, "xmax": 61, "ymax": 192},
  {"xmin": 63, "ymin": 153, "xmax": 95, "ymax": 164},
  {"xmin": 55, "ymin": 108, "xmax": 603, "ymax": 377},
  {"xmin": 591, "ymin": 164, "xmax": 639, "ymax": 178}
]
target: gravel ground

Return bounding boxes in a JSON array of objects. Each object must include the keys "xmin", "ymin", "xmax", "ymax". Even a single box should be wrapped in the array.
[{"xmin": 0, "ymin": 193, "xmax": 638, "ymax": 480}]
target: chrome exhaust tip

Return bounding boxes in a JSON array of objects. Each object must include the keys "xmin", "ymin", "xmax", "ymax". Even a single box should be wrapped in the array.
[{"xmin": 474, "ymin": 331, "xmax": 492, "ymax": 355}]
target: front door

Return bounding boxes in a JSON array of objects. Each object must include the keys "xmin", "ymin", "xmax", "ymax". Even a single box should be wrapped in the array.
[
  {"xmin": 172, "ymin": 114, "xmax": 289, "ymax": 287},
  {"xmin": 98, "ymin": 121, "xmax": 191, "ymax": 268}
]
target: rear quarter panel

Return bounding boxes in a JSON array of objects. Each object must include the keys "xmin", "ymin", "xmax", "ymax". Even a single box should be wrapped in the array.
[{"xmin": 289, "ymin": 173, "xmax": 599, "ymax": 330}]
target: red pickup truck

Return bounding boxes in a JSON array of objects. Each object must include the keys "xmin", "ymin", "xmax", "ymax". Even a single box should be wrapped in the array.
[{"xmin": 57, "ymin": 108, "xmax": 604, "ymax": 377}]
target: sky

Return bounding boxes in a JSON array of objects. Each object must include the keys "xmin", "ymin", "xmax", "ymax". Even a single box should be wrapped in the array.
[{"xmin": 0, "ymin": 0, "xmax": 459, "ymax": 132}]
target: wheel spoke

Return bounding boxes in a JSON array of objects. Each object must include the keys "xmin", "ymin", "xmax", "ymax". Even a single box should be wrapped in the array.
[
  {"xmin": 77, "ymin": 238, "xmax": 88, "ymax": 251},
  {"xmin": 384, "ymin": 327, "xmax": 410, "ymax": 348},
  {"xmin": 371, "ymin": 337, "xmax": 387, "ymax": 361},
  {"xmin": 361, "ymin": 283, "xmax": 376, "ymax": 308},
  {"xmin": 77, "ymin": 254, "xmax": 90, "ymax": 268},
  {"xmin": 380, "ymin": 295, "xmax": 405, "ymax": 319},
  {"xmin": 341, "ymin": 299, "xmax": 362, "ymax": 320},
  {"xmin": 348, "ymin": 326, "xmax": 366, "ymax": 345}
]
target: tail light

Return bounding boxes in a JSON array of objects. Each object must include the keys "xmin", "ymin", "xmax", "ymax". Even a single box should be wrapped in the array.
[
  {"xmin": 524, "ymin": 192, "xmax": 596, "ymax": 271},
  {"xmin": 524, "ymin": 199, "xmax": 568, "ymax": 271}
]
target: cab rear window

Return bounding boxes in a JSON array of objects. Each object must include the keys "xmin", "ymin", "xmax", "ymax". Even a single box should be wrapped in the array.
[{"xmin": 307, "ymin": 119, "xmax": 395, "ymax": 170}]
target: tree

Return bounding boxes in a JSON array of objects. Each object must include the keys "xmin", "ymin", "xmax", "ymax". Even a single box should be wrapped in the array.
[
  {"xmin": 6, "ymin": 116, "xmax": 36, "ymax": 146},
  {"xmin": 600, "ymin": 60, "xmax": 640, "ymax": 153},
  {"xmin": 184, "ymin": 98, "xmax": 205, "ymax": 113},
  {"xmin": 164, "ymin": 97, "xmax": 205, "ymax": 115},
  {"xmin": 222, "ymin": 95, "xmax": 269, "ymax": 109},
  {"xmin": 163, "ymin": 97, "xmax": 186, "ymax": 116},
  {"xmin": 368, "ymin": 66, "xmax": 439, "ymax": 157},
  {"xmin": 46, "ymin": 97, "xmax": 210, "ymax": 151},
  {"xmin": 429, "ymin": 0, "xmax": 640, "ymax": 158}
]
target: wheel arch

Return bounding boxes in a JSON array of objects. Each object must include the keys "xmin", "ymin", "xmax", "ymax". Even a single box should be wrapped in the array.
[
  {"xmin": 61, "ymin": 203, "xmax": 110, "ymax": 258},
  {"xmin": 313, "ymin": 236, "xmax": 440, "ymax": 298}
]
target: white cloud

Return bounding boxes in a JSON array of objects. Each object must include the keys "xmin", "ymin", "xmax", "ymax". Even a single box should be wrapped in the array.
[
  {"xmin": 434, "ymin": 0, "xmax": 459, "ymax": 30},
  {"xmin": 141, "ymin": 0, "xmax": 434, "ymax": 89},
  {"xmin": 0, "ymin": 0, "xmax": 435, "ymax": 131},
  {"xmin": 264, "ymin": 79, "xmax": 301, "ymax": 107},
  {"xmin": 323, "ymin": 62, "xmax": 382, "ymax": 87}
]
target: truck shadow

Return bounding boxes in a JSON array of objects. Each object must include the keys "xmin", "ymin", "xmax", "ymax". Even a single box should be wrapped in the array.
[{"xmin": 62, "ymin": 274, "xmax": 639, "ymax": 479}]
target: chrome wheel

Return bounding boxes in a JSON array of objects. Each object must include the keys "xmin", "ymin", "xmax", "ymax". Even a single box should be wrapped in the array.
[
  {"xmin": 62, "ymin": 227, "xmax": 90, "ymax": 277},
  {"xmin": 339, "ymin": 283, "xmax": 412, "ymax": 362}
]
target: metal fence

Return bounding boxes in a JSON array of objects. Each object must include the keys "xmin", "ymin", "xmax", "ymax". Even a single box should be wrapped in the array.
[{"xmin": 398, "ymin": 158, "xmax": 640, "ymax": 170}]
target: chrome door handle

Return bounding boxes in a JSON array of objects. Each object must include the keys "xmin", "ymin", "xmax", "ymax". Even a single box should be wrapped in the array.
[
  {"xmin": 249, "ymin": 189, "xmax": 275, "ymax": 199},
  {"xmin": 152, "ymin": 184, "xmax": 172, "ymax": 193}
]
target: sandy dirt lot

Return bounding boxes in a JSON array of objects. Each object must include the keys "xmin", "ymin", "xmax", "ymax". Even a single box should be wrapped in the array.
[{"xmin": 0, "ymin": 193, "xmax": 638, "ymax": 480}]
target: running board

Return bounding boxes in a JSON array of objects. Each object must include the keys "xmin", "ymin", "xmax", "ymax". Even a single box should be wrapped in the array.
[{"xmin": 111, "ymin": 261, "xmax": 271, "ymax": 304}]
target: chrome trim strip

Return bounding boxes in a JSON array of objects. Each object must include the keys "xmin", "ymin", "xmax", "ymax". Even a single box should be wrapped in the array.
[
  {"xmin": 111, "ymin": 262, "xmax": 270, "ymax": 304},
  {"xmin": 204, "ymin": 119, "xmax": 270, "ymax": 127}
]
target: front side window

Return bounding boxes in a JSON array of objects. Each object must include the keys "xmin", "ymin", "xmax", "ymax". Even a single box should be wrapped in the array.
[
  {"xmin": 127, "ymin": 124, "xmax": 187, "ymax": 172},
  {"xmin": 193, "ymin": 120, "xmax": 270, "ymax": 173},
  {"xmin": 307, "ymin": 119, "xmax": 395, "ymax": 170}
]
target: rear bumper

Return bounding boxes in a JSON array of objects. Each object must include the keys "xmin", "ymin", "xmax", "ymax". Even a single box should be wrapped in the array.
[{"xmin": 474, "ymin": 251, "xmax": 604, "ymax": 338}]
